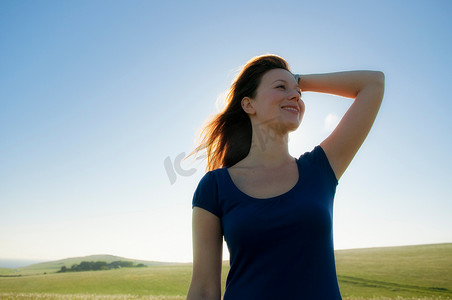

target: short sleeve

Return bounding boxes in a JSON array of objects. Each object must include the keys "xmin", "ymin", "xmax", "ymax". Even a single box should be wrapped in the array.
[
  {"xmin": 192, "ymin": 171, "xmax": 221, "ymax": 218},
  {"xmin": 300, "ymin": 146, "xmax": 338, "ymax": 189},
  {"xmin": 315, "ymin": 145, "xmax": 338, "ymax": 187}
]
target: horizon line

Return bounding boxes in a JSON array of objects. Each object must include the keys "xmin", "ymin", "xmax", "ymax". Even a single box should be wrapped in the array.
[{"xmin": 1, "ymin": 241, "xmax": 450, "ymax": 268}]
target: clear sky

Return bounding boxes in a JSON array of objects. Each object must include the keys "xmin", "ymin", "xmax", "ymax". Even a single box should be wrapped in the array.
[{"xmin": 1, "ymin": 0, "xmax": 451, "ymax": 264}]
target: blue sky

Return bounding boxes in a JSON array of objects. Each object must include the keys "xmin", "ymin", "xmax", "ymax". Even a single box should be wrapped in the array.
[{"xmin": 1, "ymin": 0, "xmax": 451, "ymax": 264}]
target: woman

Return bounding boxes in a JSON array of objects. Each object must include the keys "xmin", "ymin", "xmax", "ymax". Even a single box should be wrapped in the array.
[{"xmin": 187, "ymin": 55, "xmax": 385, "ymax": 299}]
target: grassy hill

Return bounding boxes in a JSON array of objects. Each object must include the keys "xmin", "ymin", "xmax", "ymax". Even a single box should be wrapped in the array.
[
  {"xmin": 0, "ymin": 244, "xmax": 450, "ymax": 299},
  {"xmin": 335, "ymin": 243, "xmax": 451, "ymax": 298},
  {"xmin": 1, "ymin": 254, "xmax": 173, "ymax": 276}
]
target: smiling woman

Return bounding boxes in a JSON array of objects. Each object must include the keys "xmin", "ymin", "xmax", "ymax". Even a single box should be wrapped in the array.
[{"xmin": 187, "ymin": 54, "xmax": 384, "ymax": 299}]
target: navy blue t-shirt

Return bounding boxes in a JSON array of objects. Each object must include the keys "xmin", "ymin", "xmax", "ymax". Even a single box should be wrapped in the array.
[{"xmin": 192, "ymin": 146, "xmax": 342, "ymax": 299}]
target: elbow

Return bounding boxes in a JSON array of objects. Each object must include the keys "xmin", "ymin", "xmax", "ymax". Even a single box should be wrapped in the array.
[
  {"xmin": 356, "ymin": 71, "xmax": 385, "ymax": 101},
  {"xmin": 376, "ymin": 71, "xmax": 385, "ymax": 98},
  {"xmin": 374, "ymin": 71, "xmax": 385, "ymax": 87},
  {"xmin": 187, "ymin": 284, "xmax": 221, "ymax": 300},
  {"xmin": 368, "ymin": 71, "xmax": 385, "ymax": 99}
]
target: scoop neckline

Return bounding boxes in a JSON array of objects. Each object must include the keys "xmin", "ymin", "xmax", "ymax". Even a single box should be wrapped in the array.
[{"xmin": 223, "ymin": 157, "xmax": 302, "ymax": 200}]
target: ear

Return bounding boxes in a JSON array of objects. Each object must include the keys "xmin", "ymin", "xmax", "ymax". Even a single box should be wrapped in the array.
[{"xmin": 241, "ymin": 97, "xmax": 256, "ymax": 115}]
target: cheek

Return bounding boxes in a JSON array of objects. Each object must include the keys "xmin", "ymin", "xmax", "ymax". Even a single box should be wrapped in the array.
[
  {"xmin": 258, "ymin": 101, "xmax": 280, "ymax": 116},
  {"xmin": 300, "ymin": 100, "xmax": 306, "ymax": 114}
]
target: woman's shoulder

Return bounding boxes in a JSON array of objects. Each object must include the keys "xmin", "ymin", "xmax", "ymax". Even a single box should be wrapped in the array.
[
  {"xmin": 196, "ymin": 167, "xmax": 227, "ymax": 188},
  {"xmin": 298, "ymin": 145, "xmax": 338, "ymax": 187},
  {"xmin": 192, "ymin": 169, "xmax": 227, "ymax": 218},
  {"xmin": 298, "ymin": 145, "xmax": 325, "ymax": 162}
]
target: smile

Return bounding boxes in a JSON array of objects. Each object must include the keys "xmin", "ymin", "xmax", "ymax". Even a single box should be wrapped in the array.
[{"xmin": 281, "ymin": 105, "xmax": 299, "ymax": 113}]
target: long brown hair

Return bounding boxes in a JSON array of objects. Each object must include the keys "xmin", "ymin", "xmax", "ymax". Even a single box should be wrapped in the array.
[{"xmin": 192, "ymin": 54, "xmax": 290, "ymax": 171}]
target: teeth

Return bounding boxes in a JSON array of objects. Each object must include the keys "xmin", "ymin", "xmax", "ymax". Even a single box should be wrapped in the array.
[{"xmin": 282, "ymin": 107, "xmax": 298, "ymax": 113}]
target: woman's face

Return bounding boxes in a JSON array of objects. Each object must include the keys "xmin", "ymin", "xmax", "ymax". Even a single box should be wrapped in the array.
[{"xmin": 245, "ymin": 68, "xmax": 305, "ymax": 133}]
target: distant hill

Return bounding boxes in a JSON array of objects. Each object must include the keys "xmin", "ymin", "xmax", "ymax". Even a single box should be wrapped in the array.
[{"xmin": 6, "ymin": 254, "xmax": 174, "ymax": 276}]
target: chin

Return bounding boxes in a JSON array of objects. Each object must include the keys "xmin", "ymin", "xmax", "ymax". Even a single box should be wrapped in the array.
[{"xmin": 282, "ymin": 120, "xmax": 301, "ymax": 133}]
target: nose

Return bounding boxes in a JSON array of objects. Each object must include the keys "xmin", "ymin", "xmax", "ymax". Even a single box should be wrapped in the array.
[{"xmin": 289, "ymin": 88, "xmax": 301, "ymax": 101}]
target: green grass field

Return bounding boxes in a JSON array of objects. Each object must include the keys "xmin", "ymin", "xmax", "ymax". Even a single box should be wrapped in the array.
[
  {"xmin": 0, "ymin": 243, "xmax": 450, "ymax": 299},
  {"xmin": 335, "ymin": 243, "xmax": 451, "ymax": 299}
]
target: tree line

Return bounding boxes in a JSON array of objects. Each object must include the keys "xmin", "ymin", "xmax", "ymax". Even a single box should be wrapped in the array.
[{"xmin": 57, "ymin": 260, "xmax": 146, "ymax": 273}]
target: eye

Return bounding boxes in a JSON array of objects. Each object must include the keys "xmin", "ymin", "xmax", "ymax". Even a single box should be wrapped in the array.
[{"xmin": 276, "ymin": 85, "xmax": 286, "ymax": 90}]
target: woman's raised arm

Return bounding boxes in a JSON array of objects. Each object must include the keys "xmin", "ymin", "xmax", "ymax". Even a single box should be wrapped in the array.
[
  {"xmin": 186, "ymin": 207, "xmax": 223, "ymax": 300},
  {"xmin": 299, "ymin": 71, "xmax": 385, "ymax": 180}
]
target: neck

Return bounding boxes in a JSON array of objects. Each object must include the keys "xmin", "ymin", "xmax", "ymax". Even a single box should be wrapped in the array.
[{"xmin": 242, "ymin": 125, "xmax": 292, "ymax": 168}]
